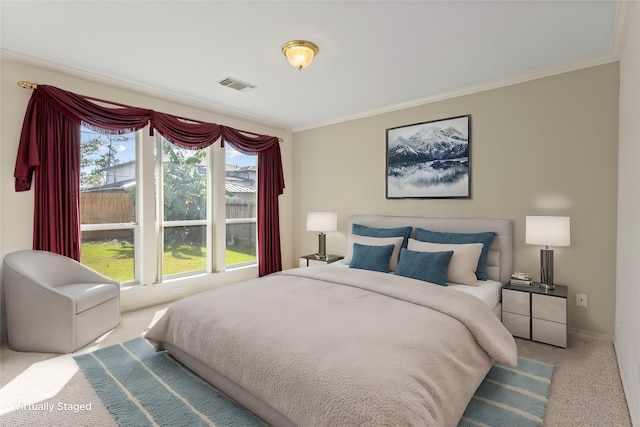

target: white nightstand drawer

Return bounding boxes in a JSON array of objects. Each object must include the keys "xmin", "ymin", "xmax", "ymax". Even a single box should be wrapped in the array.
[
  {"xmin": 502, "ymin": 289, "xmax": 530, "ymax": 316},
  {"xmin": 502, "ymin": 312, "xmax": 530, "ymax": 339},
  {"xmin": 533, "ymin": 318, "xmax": 567, "ymax": 348},
  {"xmin": 532, "ymin": 294, "xmax": 566, "ymax": 324},
  {"xmin": 502, "ymin": 283, "xmax": 567, "ymax": 347}
]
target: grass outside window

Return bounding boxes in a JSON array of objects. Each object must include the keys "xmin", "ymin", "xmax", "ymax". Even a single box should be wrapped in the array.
[{"xmin": 81, "ymin": 240, "xmax": 256, "ymax": 283}]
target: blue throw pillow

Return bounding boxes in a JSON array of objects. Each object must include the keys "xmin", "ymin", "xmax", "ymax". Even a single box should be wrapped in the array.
[
  {"xmin": 349, "ymin": 243, "xmax": 396, "ymax": 273},
  {"xmin": 352, "ymin": 224, "xmax": 413, "ymax": 249},
  {"xmin": 414, "ymin": 229, "xmax": 495, "ymax": 281},
  {"xmin": 394, "ymin": 248, "xmax": 453, "ymax": 287}
]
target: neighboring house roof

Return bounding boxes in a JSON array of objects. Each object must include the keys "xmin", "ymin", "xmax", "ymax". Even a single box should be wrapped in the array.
[
  {"xmin": 226, "ymin": 182, "xmax": 255, "ymax": 194},
  {"xmin": 83, "ymin": 178, "xmax": 255, "ymax": 194},
  {"xmin": 82, "ymin": 178, "xmax": 136, "ymax": 192},
  {"xmin": 226, "ymin": 164, "xmax": 256, "ymax": 172},
  {"xmin": 102, "ymin": 160, "xmax": 135, "ymax": 171},
  {"xmin": 85, "ymin": 161, "xmax": 256, "ymax": 193}
]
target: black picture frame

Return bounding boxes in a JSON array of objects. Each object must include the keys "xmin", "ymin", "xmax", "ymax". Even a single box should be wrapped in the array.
[{"xmin": 386, "ymin": 114, "xmax": 471, "ymax": 199}]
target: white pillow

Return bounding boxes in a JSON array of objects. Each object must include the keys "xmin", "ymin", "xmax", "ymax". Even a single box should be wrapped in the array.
[
  {"xmin": 343, "ymin": 235, "xmax": 404, "ymax": 272},
  {"xmin": 407, "ymin": 239, "xmax": 483, "ymax": 286}
]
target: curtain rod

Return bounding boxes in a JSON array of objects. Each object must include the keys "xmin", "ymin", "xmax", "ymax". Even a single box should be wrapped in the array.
[{"xmin": 16, "ymin": 81, "xmax": 284, "ymax": 143}]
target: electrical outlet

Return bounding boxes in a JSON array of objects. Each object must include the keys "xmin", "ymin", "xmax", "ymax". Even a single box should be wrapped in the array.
[
  {"xmin": 172, "ymin": 287, "xmax": 183, "ymax": 295},
  {"xmin": 576, "ymin": 293, "xmax": 588, "ymax": 307}
]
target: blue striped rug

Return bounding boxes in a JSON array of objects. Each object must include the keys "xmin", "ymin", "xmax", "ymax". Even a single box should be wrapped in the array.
[
  {"xmin": 458, "ymin": 356, "xmax": 554, "ymax": 427},
  {"xmin": 75, "ymin": 338, "xmax": 553, "ymax": 427},
  {"xmin": 74, "ymin": 337, "xmax": 265, "ymax": 426}
]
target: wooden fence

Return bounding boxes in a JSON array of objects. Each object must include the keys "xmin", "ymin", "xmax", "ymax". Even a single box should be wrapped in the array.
[
  {"xmin": 81, "ymin": 191, "xmax": 256, "ymax": 249},
  {"xmin": 81, "ymin": 192, "xmax": 135, "ymax": 224}
]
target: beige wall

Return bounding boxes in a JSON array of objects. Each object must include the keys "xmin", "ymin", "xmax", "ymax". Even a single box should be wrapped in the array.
[
  {"xmin": 0, "ymin": 59, "xmax": 295, "ymax": 341},
  {"xmin": 615, "ymin": 2, "xmax": 640, "ymax": 424},
  {"xmin": 293, "ymin": 63, "xmax": 619, "ymax": 337}
]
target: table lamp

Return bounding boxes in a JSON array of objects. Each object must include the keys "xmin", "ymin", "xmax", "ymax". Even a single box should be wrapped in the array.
[
  {"xmin": 306, "ymin": 212, "xmax": 337, "ymax": 259},
  {"xmin": 525, "ymin": 216, "xmax": 570, "ymax": 290}
]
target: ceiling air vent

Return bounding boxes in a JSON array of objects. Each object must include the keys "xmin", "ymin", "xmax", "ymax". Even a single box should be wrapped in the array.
[{"xmin": 218, "ymin": 77, "xmax": 256, "ymax": 93}]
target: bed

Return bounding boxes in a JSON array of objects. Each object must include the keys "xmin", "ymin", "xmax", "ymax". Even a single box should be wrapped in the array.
[{"xmin": 145, "ymin": 215, "xmax": 517, "ymax": 427}]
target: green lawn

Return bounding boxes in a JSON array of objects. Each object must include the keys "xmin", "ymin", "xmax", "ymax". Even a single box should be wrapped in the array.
[{"xmin": 81, "ymin": 241, "xmax": 256, "ymax": 282}]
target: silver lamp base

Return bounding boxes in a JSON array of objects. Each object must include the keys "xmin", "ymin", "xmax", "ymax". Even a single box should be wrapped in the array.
[
  {"xmin": 539, "ymin": 248, "xmax": 554, "ymax": 290},
  {"xmin": 316, "ymin": 232, "xmax": 327, "ymax": 259}
]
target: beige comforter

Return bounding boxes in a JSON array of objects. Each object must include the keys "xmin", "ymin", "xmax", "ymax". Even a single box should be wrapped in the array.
[{"xmin": 146, "ymin": 266, "xmax": 517, "ymax": 427}]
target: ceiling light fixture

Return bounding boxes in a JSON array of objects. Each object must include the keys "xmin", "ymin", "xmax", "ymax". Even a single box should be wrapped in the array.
[{"xmin": 282, "ymin": 40, "xmax": 319, "ymax": 70}]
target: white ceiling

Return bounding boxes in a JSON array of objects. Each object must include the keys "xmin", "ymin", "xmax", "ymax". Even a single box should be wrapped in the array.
[{"xmin": 0, "ymin": 1, "xmax": 626, "ymax": 132}]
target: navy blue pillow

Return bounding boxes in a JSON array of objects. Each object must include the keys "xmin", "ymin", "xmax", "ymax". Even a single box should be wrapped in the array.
[
  {"xmin": 394, "ymin": 248, "xmax": 453, "ymax": 287},
  {"xmin": 348, "ymin": 243, "xmax": 396, "ymax": 273},
  {"xmin": 352, "ymin": 224, "xmax": 413, "ymax": 249},
  {"xmin": 414, "ymin": 229, "xmax": 495, "ymax": 281}
]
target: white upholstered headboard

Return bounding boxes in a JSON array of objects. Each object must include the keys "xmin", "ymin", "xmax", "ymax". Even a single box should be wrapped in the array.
[{"xmin": 347, "ymin": 215, "xmax": 513, "ymax": 285}]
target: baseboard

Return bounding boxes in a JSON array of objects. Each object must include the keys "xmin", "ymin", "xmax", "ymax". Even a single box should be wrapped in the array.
[
  {"xmin": 568, "ymin": 327, "xmax": 614, "ymax": 342},
  {"xmin": 614, "ymin": 339, "xmax": 639, "ymax": 427},
  {"xmin": 119, "ymin": 265, "xmax": 259, "ymax": 313}
]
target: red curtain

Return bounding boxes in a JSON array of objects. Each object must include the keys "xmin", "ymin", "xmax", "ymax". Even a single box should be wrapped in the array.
[
  {"xmin": 222, "ymin": 126, "xmax": 286, "ymax": 276},
  {"xmin": 14, "ymin": 85, "xmax": 284, "ymax": 276},
  {"xmin": 14, "ymin": 93, "xmax": 82, "ymax": 259}
]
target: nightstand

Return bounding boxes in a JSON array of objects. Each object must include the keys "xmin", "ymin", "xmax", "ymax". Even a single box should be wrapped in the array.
[
  {"xmin": 502, "ymin": 283, "xmax": 568, "ymax": 348},
  {"xmin": 299, "ymin": 254, "xmax": 344, "ymax": 267}
]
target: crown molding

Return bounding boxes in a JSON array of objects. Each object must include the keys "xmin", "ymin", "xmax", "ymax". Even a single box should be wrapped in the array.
[
  {"xmin": 292, "ymin": 50, "xmax": 620, "ymax": 133},
  {"xmin": 1, "ymin": 49, "xmax": 288, "ymax": 133},
  {"xmin": 611, "ymin": 0, "xmax": 636, "ymax": 57}
]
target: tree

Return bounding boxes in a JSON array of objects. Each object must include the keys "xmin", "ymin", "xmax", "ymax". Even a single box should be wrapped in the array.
[
  {"xmin": 163, "ymin": 140, "xmax": 207, "ymax": 247},
  {"xmin": 80, "ymin": 133, "xmax": 127, "ymax": 189},
  {"xmin": 81, "ymin": 136, "xmax": 103, "ymax": 189},
  {"xmin": 163, "ymin": 141, "xmax": 207, "ymax": 221}
]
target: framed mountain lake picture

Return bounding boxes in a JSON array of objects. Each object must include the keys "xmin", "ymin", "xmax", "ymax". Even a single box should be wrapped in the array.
[{"xmin": 386, "ymin": 115, "xmax": 471, "ymax": 199}]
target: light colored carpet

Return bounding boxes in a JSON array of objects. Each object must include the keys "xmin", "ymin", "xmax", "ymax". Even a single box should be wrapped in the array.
[
  {"xmin": 0, "ymin": 302, "xmax": 632, "ymax": 426},
  {"xmin": 517, "ymin": 333, "xmax": 632, "ymax": 427}
]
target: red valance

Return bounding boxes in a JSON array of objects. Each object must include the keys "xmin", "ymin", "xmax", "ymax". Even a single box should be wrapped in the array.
[{"xmin": 14, "ymin": 84, "xmax": 284, "ymax": 276}]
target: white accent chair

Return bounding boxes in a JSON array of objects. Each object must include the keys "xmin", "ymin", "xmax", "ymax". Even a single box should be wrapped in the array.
[{"xmin": 3, "ymin": 250, "xmax": 120, "ymax": 353}]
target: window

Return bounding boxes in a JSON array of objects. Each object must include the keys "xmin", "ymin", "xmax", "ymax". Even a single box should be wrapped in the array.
[
  {"xmin": 158, "ymin": 139, "xmax": 258, "ymax": 275},
  {"xmin": 161, "ymin": 138, "xmax": 208, "ymax": 278},
  {"xmin": 17, "ymin": 86, "xmax": 284, "ymax": 286},
  {"xmin": 79, "ymin": 125, "xmax": 258, "ymax": 285},
  {"xmin": 225, "ymin": 144, "xmax": 257, "ymax": 267},
  {"xmin": 79, "ymin": 125, "xmax": 137, "ymax": 283}
]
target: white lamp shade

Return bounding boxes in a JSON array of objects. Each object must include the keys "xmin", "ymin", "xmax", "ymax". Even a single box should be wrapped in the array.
[
  {"xmin": 306, "ymin": 212, "xmax": 337, "ymax": 232},
  {"xmin": 526, "ymin": 216, "xmax": 571, "ymax": 247}
]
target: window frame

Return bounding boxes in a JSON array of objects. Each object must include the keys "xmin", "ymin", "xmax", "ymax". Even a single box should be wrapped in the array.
[
  {"xmin": 79, "ymin": 126, "xmax": 258, "ymax": 287},
  {"xmin": 223, "ymin": 145, "xmax": 258, "ymax": 269},
  {"xmin": 79, "ymin": 126, "xmax": 139, "ymax": 285},
  {"xmin": 157, "ymin": 135, "xmax": 211, "ymax": 280}
]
